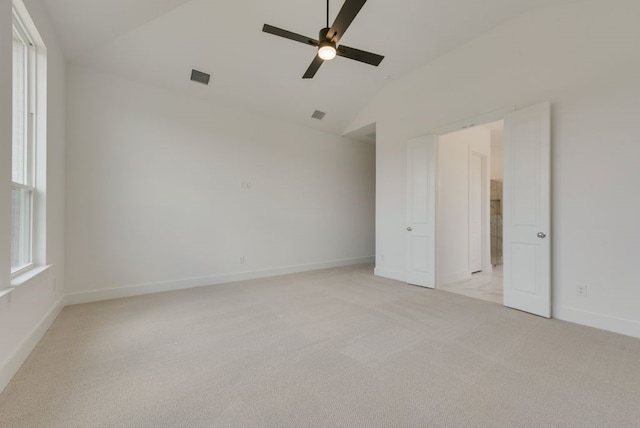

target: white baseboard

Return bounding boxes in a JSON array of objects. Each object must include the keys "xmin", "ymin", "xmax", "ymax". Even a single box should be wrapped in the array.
[
  {"xmin": 65, "ymin": 256, "xmax": 375, "ymax": 306},
  {"xmin": 555, "ymin": 306, "xmax": 640, "ymax": 339},
  {"xmin": 374, "ymin": 267, "xmax": 406, "ymax": 282},
  {"xmin": 437, "ymin": 270, "xmax": 471, "ymax": 287},
  {"xmin": 0, "ymin": 297, "xmax": 64, "ymax": 394}
]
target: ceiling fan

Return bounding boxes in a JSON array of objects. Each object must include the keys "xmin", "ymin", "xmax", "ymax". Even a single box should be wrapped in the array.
[{"xmin": 262, "ymin": 0, "xmax": 384, "ymax": 79}]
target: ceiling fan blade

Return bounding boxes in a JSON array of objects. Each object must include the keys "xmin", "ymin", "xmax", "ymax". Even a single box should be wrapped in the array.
[
  {"xmin": 336, "ymin": 44, "xmax": 384, "ymax": 66},
  {"xmin": 302, "ymin": 55, "xmax": 324, "ymax": 79},
  {"xmin": 262, "ymin": 24, "xmax": 318, "ymax": 46},
  {"xmin": 327, "ymin": 0, "xmax": 367, "ymax": 44}
]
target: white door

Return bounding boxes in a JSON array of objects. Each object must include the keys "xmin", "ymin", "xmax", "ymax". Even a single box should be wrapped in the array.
[
  {"xmin": 469, "ymin": 152, "xmax": 483, "ymax": 273},
  {"xmin": 406, "ymin": 136, "xmax": 437, "ymax": 288},
  {"xmin": 503, "ymin": 102, "xmax": 551, "ymax": 318}
]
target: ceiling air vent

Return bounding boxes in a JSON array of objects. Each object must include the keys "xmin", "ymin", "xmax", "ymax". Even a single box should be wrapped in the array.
[
  {"xmin": 311, "ymin": 110, "xmax": 326, "ymax": 120},
  {"xmin": 190, "ymin": 69, "xmax": 211, "ymax": 85}
]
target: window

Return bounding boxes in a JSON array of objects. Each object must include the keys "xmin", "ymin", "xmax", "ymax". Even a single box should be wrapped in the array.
[{"xmin": 11, "ymin": 4, "xmax": 45, "ymax": 277}]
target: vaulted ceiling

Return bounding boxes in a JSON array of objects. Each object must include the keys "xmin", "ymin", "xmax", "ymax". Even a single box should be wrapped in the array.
[{"xmin": 43, "ymin": 0, "xmax": 563, "ymax": 134}]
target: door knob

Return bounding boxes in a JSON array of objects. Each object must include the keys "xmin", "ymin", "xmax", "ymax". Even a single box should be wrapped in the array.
[
  {"xmin": 407, "ymin": 227, "xmax": 413, "ymax": 232},
  {"xmin": 537, "ymin": 232, "xmax": 546, "ymax": 239}
]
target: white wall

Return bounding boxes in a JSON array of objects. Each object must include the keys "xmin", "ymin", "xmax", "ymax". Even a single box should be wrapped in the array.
[
  {"xmin": 351, "ymin": 0, "xmax": 640, "ymax": 338},
  {"xmin": 437, "ymin": 127, "xmax": 490, "ymax": 285},
  {"xmin": 0, "ymin": 0, "xmax": 66, "ymax": 392},
  {"xmin": 65, "ymin": 65, "xmax": 375, "ymax": 302},
  {"xmin": 490, "ymin": 129, "xmax": 503, "ymax": 180}
]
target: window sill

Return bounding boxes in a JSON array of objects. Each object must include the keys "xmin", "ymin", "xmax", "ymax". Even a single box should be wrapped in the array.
[
  {"xmin": 11, "ymin": 264, "xmax": 52, "ymax": 288},
  {"xmin": 0, "ymin": 288, "xmax": 14, "ymax": 300}
]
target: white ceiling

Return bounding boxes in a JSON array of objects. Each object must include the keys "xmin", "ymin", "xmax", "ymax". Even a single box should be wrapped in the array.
[{"xmin": 43, "ymin": 0, "xmax": 562, "ymax": 134}]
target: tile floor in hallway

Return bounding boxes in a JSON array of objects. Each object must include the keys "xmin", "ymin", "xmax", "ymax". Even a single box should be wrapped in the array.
[{"xmin": 439, "ymin": 265, "xmax": 503, "ymax": 304}]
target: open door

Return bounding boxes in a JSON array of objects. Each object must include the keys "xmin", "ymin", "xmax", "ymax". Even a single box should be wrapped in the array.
[
  {"xmin": 503, "ymin": 102, "xmax": 551, "ymax": 317},
  {"xmin": 406, "ymin": 136, "xmax": 437, "ymax": 288}
]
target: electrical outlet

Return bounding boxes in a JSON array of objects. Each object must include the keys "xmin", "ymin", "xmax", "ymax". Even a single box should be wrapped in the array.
[
  {"xmin": 53, "ymin": 279, "xmax": 57, "ymax": 291},
  {"xmin": 240, "ymin": 256, "xmax": 245, "ymax": 265},
  {"xmin": 576, "ymin": 284, "xmax": 587, "ymax": 297}
]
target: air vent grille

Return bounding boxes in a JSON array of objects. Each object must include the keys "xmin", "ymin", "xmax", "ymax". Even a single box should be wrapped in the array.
[
  {"xmin": 190, "ymin": 69, "xmax": 211, "ymax": 85},
  {"xmin": 311, "ymin": 110, "xmax": 326, "ymax": 120}
]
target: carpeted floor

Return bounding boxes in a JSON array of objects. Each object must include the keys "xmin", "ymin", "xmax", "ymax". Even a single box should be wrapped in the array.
[{"xmin": 1, "ymin": 263, "xmax": 639, "ymax": 427}]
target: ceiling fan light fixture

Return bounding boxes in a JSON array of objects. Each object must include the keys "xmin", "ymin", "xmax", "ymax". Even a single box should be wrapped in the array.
[{"xmin": 318, "ymin": 40, "xmax": 337, "ymax": 61}]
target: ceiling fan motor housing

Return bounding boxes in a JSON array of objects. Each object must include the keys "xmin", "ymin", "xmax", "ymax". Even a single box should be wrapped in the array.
[{"xmin": 319, "ymin": 27, "xmax": 332, "ymax": 42}]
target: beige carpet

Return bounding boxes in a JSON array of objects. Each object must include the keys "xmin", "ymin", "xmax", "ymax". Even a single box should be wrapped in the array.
[{"xmin": 1, "ymin": 264, "xmax": 639, "ymax": 427}]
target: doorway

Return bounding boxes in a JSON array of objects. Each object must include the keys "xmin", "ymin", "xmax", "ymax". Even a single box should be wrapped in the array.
[{"xmin": 436, "ymin": 121, "xmax": 504, "ymax": 305}]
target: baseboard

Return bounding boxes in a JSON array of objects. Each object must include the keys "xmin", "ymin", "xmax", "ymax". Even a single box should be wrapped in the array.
[
  {"xmin": 437, "ymin": 270, "xmax": 471, "ymax": 287},
  {"xmin": 0, "ymin": 297, "xmax": 64, "ymax": 394},
  {"xmin": 555, "ymin": 306, "xmax": 640, "ymax": 339},
  {"xmin": 374, "ymin": 267, "xmax": 406, "ymax": 282},
  {"xmin": 65, "ymin": 256, "xmax": 375, "ymax": 306}
]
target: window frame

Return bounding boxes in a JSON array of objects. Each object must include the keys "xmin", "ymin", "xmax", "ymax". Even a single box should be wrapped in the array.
[{"xmin": 10, "ymin": 2, "xmax": 46, "ymax": 281}]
